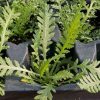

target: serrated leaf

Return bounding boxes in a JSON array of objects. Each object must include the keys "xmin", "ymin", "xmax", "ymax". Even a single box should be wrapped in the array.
[
  {"xmin": 35, "ymin": 84, "xmax": 55, "ymax": 100},
  {"xmin": 53, "ymin": 70, "xmax": 73, "ymax": 81}
]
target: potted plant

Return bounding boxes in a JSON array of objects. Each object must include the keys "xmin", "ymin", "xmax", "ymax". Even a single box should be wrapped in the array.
[
  {"xmin": 74, "ymin": 0, "xmax": 100, "ymax": 62},
  {"xmin": 0, "ymin": 0, "xmax": 39, "ymax": 67},
  {"xmin": 0, "ymin": 0, "xmax": 100, "ymax": 100}
]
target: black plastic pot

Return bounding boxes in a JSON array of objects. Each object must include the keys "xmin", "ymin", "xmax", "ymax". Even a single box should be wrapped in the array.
[
  {"xmin": 74, "ymin": 40, "xmax": 100, "ymax": 62},
  {"xmin": 0, "ymin": 76, "xmax": 100, "ymax": 100},
  {"xmin": 6, "ymin": 40, "xmax": 32, "ymax": 69}
]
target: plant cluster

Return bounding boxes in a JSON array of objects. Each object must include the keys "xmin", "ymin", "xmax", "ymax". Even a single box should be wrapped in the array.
[
  {"xmin": 10, "ymin": 0, "xmax": 37, "ymax": 38},
  {"xmin": 0, "ymin": 0, "xmax": 100, "ymax": 100},
  {"xmin": 78, "ymin": 0, "xmax": 100, "ymax": 42},
  {"xmin": 90, "ymin": 28, "xmax": 100, "ymax": 40}
]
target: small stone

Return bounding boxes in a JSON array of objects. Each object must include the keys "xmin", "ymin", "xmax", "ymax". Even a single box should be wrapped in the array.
[{"xmin": 74, "ymin": 41, "xmax": 97, "ymax": 62}]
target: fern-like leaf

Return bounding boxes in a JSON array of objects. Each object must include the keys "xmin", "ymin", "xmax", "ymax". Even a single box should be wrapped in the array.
[
  {"xmin": 0, "ymin": 57, "xmax": 37, "ymax": 80},
  {"xmin": 39, "ymin": 60, "xmax": 50, "ymax": 77},
  {"xmin": 50, "ymin": 8, "xmax": 82, "ymax": 73},
  {"xmin": 11, "ymin": 0, "xmax": 36, "ymax": 36},
  {"xmin": 37, "ymin": 3, "xmax": 55, "ymax": 60},
  {"xmin": 78, "ymin": 0, "xmax": 100, "ymax": 42},
  {"xmin": 31, "ymin": 31, "xmax": 41, "ymax": 62},
  {"xmin": 55, "ymin": 12, "xmax": 82, "ymax": 60},
  {"xmin": 53, "ymin": 70, "xmax": 73, "ymax": 81},
  {"xmin": 77, "ymin": 72, "xmax": 100, "ymax": 93},
  {"xmin": 34, "ymin": 84, "xmax": 55, "ymax": 100},
  {"xmin": 69, "ymin": 60, "xmax": 100, "ymax": 74},
  {"xmin": 0, "ymin": 82, "xmax": 4, "ymax": 96},
  {"xmin": 0, "ymin": 3, "xmax": 20, "ymax": 52}
]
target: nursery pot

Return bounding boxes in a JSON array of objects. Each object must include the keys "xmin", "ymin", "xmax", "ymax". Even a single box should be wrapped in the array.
[
  {"xmin": 74, "ymin": 40, "xmax": 100, "ymax": 62},
  {"xmin": 5, "ymin": 40, "xmax": 32, "ymax": 69},
  {"xmin": 0, "ymin": 76, "xmax": 100, "ymax": 100}
]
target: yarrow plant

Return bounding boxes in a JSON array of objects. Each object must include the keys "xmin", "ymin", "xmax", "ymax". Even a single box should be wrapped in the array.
[{"xmin": 0, "ymin": 0, "xmax": 100, "ymax": 100}]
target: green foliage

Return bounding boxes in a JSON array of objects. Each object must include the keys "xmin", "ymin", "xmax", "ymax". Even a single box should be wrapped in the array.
[
  {"xmin": 0, "ymin": 56, "xmax": 37, "ymax": 96},
  {"xmin": 0, "ymin": 0, "xmax": 100, "ymax": 99},
  {"xmin": 78, "ymin": 0, "xmax": 100, "ymax": 42},
  {"xmin": 69, "ymin": 60, "xmax": 100, "ymax": 74},
  {"xmin": 10, "ymin": 0, "xmax": 49, "ymax": 39},
  {"xmin": 52, "ymin": 70, "xmax": 73, "ymax": 81},
  {"xmin": 0, "ymin": 3, "xmax": 17, "ymax": 95},
  {"xmin": 20, "ymin": 1, "xmax": 100, "ymax": 100},
  {"xmin": 89, "ymin": 28, "xmax": 100, "ymax": 40},
  {"xmin": 55, "ymin": 12, "xmax": 81, "ymax": 58},
  {"xmin": 78, "ymin": 72, "xmax": 100, "ymax": 93},
  {"xmin": 75, "ymin": 60, "xmax": 100, "ymax": 93},
  {"xmin": 0, "ymin": 57, "xmax": 35, "ymax": 79},
  {"xmin": 37, "ymin": 3, "xmax": 55, "ymax": 60},
  {"xmin": 30, "ymin": 2, "xmax": 85, "ymax": 99},
  {"xmin": 50, "ymin": 0, "xmax": 82, "ymax": 74},
  {"xmin": 34, "ymin": 84, "xmax": 55, "ymax": 100},
  {"xmin": 56, "ymin": 0, "xmax": 100, "ymax": 43},
  {"xmin": 31, "ymin": 3, "xmax": 55, "ymax": 76},
  {"xmin": 0, "ymin": 3, "xmax": 20, "ymax": 52},
  {"xmin": 11, "ymin": 0, "xmax": 37, "ymax": 38},
  {"xmin": 30, "ymin": 1, "xmax": 100, "ymax": 99},
  {"xmin": 0, "ymin": 81, "xmax": 4, "ymax": 96},
  {"xmin": 0, "ymin": 4, "xmax": 20, "ymax": 95}
]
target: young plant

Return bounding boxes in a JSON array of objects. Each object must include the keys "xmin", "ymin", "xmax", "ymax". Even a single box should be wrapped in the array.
[
  {"xmin": 79, "ymin": 0, "xmax": 100, "ymax": 42},
  {"xmin": 0, "ymin": 3, "xmax": 20, "ymax": 95},
  {"xmin": 89, "ymin": 28, "xmax": 100, "ymax": 40},
  {"xmin": 0, "ymin": 3, "xmax": 20, "ymax": 52},
  {"xmin": 27, "ymin": 1, "xmax": 100, "ymax": 99},
  {"xmin": 10, "ymin": 0, "xmax": 37, "ymax": 38},
  {"xmin": 0, "ymin": 0, "xmax": 100, "ymax": 100}
]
